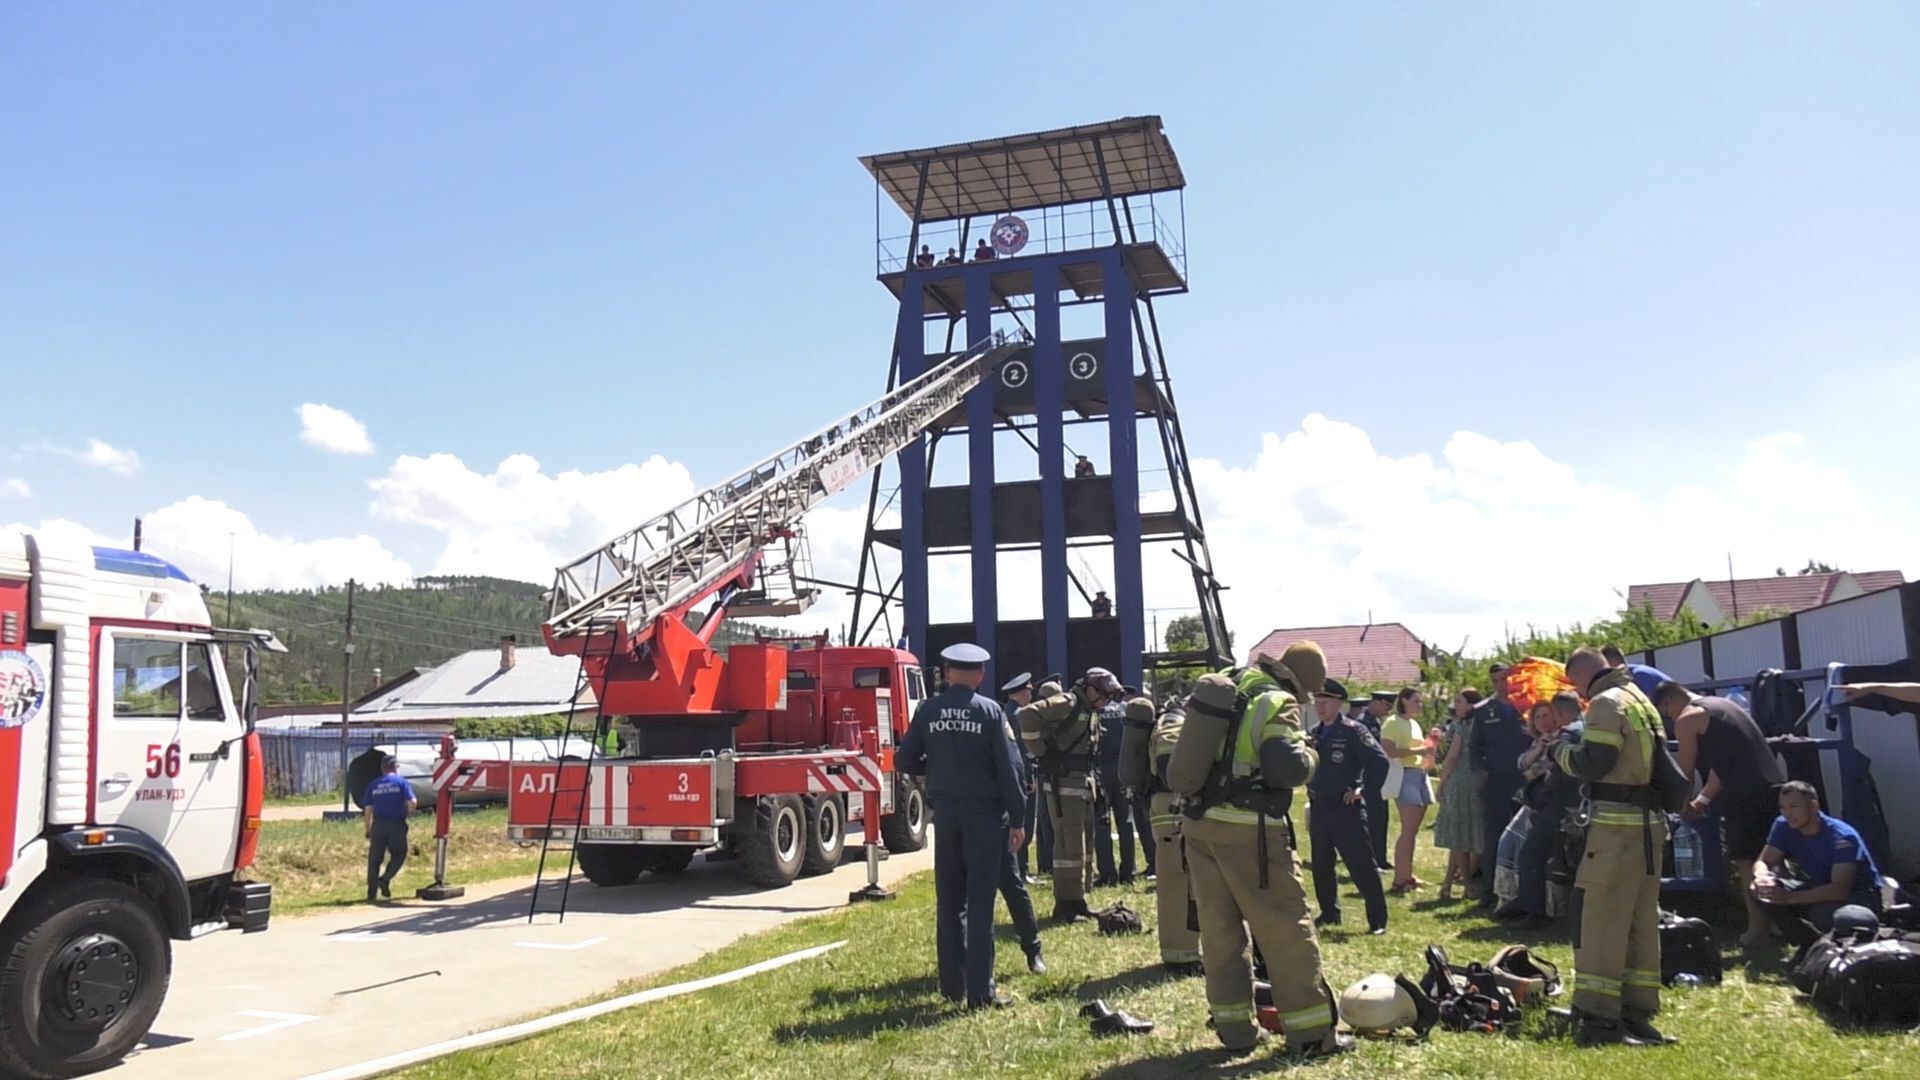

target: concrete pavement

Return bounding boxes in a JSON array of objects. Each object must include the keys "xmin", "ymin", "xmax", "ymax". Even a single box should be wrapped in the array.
[{"xmin": 108, "ymin": 846, "xmax": 933, "ymax": 1079}]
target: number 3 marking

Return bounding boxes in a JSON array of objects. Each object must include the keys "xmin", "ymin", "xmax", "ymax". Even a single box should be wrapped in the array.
[{"xmin": 677, "ymin": 772, "xmax": 689, "ymax": 794}]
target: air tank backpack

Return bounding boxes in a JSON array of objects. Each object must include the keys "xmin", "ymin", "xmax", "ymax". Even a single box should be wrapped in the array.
[{"xmin": 1165, "ymin": 672, "xmax": 1242, "ymax": 799}]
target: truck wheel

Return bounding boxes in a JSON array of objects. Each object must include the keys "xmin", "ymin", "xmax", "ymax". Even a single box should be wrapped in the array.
[
  {"xmin": 739, "ymin": 795, "xmax": 805, "ymax": 888},
  {"xmin": 643, "ymin": 847, "xmax": 695, "ymax": 874},
  {"xmin": 575, "ymin": 844, "xmax": 644, "ymax": 887},
  {"xmin": 0, "ymin": 879, "xmax": 172, "ymax": 1080},
  {"xmin": 880, "ymin": 777, "xmax": 928, "ymax": 853},
  {"xmin": 800, "ymin": 795, "xmax": 846, "ymax": 876}
]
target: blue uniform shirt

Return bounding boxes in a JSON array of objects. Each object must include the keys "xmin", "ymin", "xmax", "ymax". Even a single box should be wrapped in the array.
[
  {"xmin": 1469, "ymin": 698, "xmax": 1531, "ymax": 778},
  {"xmin": 898, "ymin": 685, "xmax": 1026, "ymax": 821},
  {"xmin": 1626, "ymin": 664, "xmax": 1672, "ymax": 701},
  {"xmin": 364, "ymin": 772, "xmax": 416, "ymax": 821},
  {"xmin": 1767, "ymin": 811, "xmax": 1883, "ymax": 897},
  {"xmin": 1307, "ymin": 718, "xmax": 1388, "ymax": 801}
]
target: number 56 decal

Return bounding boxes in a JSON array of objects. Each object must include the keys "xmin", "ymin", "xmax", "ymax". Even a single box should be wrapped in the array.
[{"xmin": 146, "ymin": 743, "xmax": 182, "ymax": 779}]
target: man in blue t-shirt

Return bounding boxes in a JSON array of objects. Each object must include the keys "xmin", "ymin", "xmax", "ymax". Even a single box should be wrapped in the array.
[
  {"xmin": 363, "ymin": 755, "xmax": 417, "ymax": 902},
  {"xmin": 1602, "ymin": 645, "xmax": 1671, "ymax": 705},
  {"xmin": 1751, "ymin": 780, "xmax": 1883, "ymax": 946}
]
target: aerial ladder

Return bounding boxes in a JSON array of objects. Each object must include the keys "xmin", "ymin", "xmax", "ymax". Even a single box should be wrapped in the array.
[{"xmin": 506, "ymin": 333, "xmax": 1026, "ymax": 916}]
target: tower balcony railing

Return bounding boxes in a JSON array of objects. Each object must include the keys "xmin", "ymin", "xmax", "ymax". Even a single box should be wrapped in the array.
[{"xmin": 876, "ymin": 194, "xmax": 1186, "ymax": 281}]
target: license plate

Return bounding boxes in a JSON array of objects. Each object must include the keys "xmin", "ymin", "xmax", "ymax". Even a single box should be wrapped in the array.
[{"xmin": 580, "ymin": 827, "xmax": 643, "ymax": 841}]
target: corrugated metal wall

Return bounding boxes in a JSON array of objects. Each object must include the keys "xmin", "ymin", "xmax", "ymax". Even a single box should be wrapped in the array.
[
  {"xmin": 1652, "ymin": 639, "xmax": 1708, "ymax": 683},
  {"xmin": 1794, "ymin": 589, "xmax": 1920, "ymax": 876},
  {"xmin": 1708, "ymin": 620, "xmax": 1790, "ymax": 684}
]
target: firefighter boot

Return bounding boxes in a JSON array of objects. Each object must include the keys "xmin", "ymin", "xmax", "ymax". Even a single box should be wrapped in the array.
[{"xmin": 1622, "ymin": 1015, "xmax": 1677, "ymax": 1045}]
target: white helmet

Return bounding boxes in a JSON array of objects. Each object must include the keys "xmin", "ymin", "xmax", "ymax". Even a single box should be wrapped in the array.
[{"xmin": 1340, "ymin": 973, "xmax": 1420, "ymax": 1036}]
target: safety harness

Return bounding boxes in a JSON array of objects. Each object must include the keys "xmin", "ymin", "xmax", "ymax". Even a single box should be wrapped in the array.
[{"xmin": 1182, "ymin": 688, "xmax": 1296, "ymax": 889}]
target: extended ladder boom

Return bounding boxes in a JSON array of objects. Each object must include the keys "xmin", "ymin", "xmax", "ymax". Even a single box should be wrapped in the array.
[{"xmin": 546, "ymin": 334, "xmax": 1023, "ymax": 646}]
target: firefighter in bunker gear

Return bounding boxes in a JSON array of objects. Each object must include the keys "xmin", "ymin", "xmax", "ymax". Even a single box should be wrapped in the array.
[
  {"xmin": 1180, "ymin": 643, "xmax": 1350, "ymax": 1057},
  {"xmin": 1554, "ymin": 648, "xmax": 1673, "ymax": 1048},
  {"xmin": 1119, "ymin": 692, "xmax": 1201, "ymax": 968},
  {"xmin": 1017, "ymin": 670, "xmax": 1104, "ymax": 922}
]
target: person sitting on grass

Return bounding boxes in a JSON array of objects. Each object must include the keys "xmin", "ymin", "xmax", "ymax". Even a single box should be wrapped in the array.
[{"xmin": 1750, "ymin": 780, "xmax": 1885, "ymax": 947}]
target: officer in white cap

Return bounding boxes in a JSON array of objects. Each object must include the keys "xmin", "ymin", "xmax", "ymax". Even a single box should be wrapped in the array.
[{"xmin": 898, "ymin": 643, "xmax": 1028, "ymax": 1008}]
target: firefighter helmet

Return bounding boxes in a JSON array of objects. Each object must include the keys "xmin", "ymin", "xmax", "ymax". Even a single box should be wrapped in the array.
[{"xmin": 1340, "ymin": 973, "xmax": 1419, "ymax": 1035}]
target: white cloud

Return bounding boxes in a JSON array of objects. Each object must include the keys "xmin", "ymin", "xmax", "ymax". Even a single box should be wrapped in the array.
[
  {"xmin": 78, "ymin": 439, "xmax": 141, "ymax": 476},
  {"xmin": 0, "ymin": 479, "xmax": 28, "ymax": 498},
  {"xmin": 7, "ymin": 499, "xmax": 413, "ymax": 592},
  {"xmin": 1183, "ymin": 416, "xmax": 1919, "ymax": 658},
  {"xmin": 369, "ymin": 452, "xmax": 698, "ymax": 581},
  {"xmin": 297, "ymin": 403, "xmax": 375, "ymax": 455}
]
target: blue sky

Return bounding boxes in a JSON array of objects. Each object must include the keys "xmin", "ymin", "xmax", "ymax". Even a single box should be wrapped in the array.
[{"xmin": 4, "ymin": 3, "xmax": 1916, "ymax": 647}]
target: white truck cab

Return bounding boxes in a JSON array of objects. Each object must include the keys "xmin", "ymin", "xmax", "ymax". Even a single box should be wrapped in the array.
[{"xmin": 0, "ymin": 529, "xmax": 275, "ymax": 1079}]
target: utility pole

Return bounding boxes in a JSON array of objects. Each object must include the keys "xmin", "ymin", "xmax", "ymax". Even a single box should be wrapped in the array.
[
  {"xmin": 226, "ymin": 532, "xmax": 236, "ymax": 627},
  {"xmin": 338, "ymin": 579, "xmax": 357, "ymax": 814}
]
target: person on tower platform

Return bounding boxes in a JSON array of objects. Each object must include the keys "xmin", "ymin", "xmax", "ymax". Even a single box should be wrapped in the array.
[
  {"xmin": 973, "ymin": 238, "xmax": 996, "ymax": 261},
  {"xmin": 897, "ymin": 643, "xmax": 1028, "ymax": 1009},
  {"xmin": 1306, "ymin": 678, "xmax": 1390, "ymax": 933},
  {"xmin": 1091, "ymin": 591, "xmax": 1113, "ymax": 618},
  {"xmin": 1167, "ymin": 643, "xmax": 1351, "ymax": 1059},
  {"xmin": 1016, "ymin": 669, "xmax": 1104, "ymax": 923},
  {"xmin": 1551, "ymin": 647, "xmax": 1674, "ymax": 1048}
]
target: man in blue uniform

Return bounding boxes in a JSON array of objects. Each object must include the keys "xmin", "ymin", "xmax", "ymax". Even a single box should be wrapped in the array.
[
  {"xmin": 1308, "ymin": 679, "xmax": 1390, "ymax": 933},
  {"xmin": 1002, "ymin": 672, "xmax": 1044, "ymax": 880},
  {"xmin": 1361, "ymin": 691, "xmax": 1395, "ymax": 870},
  {"xmin": 899, "ymin": 643, "xmax": 1029, "ymax": 1008},
  {"xmin": 363, "ymin": 754, "xmax": 417, "ymax": 902},
  {"xmin": 997, "ymin": 672, "xmax": 1046, "ymax": 973},
  {"xmin": 1470, "ymin": 666, "xmax": 1532, "ymax": 907}
]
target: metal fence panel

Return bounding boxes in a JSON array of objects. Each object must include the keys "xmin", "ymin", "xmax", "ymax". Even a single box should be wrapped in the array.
[
  {"xmin": 259, "ymin": 729, "xmax": 446, "ymax": 797},
  {"xmin": 1652, "ymin": 639, "xmax": 1707, "ymax": 683},
  {"xmin": 1708, "ymin": 620, "xmax": 1789, "ymax": 684}
]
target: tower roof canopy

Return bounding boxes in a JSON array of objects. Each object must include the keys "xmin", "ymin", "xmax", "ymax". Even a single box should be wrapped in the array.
[{"xmin": 861, "ymin": 116, "xmax": 1184, "ymax": 225}]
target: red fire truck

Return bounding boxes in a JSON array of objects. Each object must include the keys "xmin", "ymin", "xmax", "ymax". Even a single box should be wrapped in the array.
[
  {"xmin": 484, "ymin": 336, "xmax": 1019, "ymax": 894},
  {"xmin": 0, "ymin": 531, "xmax": 278, "ymax": 1078}
]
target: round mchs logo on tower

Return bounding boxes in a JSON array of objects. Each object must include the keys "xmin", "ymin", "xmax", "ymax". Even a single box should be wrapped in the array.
[
  {"xmin": 0, "ymin": 649, "xmax": 47, "ymax": 728},
  {"xmin": 990, "ymin": 215, "xmax": 1029, "ymax": 257}
]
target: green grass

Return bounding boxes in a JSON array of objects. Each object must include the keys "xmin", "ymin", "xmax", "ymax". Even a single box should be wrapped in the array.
[
  {"xmin": 397, "ymin": 823, "xmax": 1920, "ymax": 1079},
  {"xmin": 254, "ymin": 807, "xmax": 542, "ymax": 915},
  {"xmin": 265, "ymin": 789, "xmax": 354, "ymax": 808}
]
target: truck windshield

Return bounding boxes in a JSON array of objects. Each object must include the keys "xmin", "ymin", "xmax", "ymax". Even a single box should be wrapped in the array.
[{"xmin": 851, "ymin": 667, "xmax": 891, "ymax": 689}]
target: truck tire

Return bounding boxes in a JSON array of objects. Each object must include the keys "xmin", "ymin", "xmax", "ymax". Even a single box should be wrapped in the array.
[
  {"xmin": 0, "ymin": 879, "xmax": 172, "ymax": 1080},
  {"xmin": 800, "ymin": 795, "xmax": 846, "ymax": 876},
  {"xmin": 643, "ymin": 847, "xmax": 695, "ymax": 874},
  {"xmin": 575, "ymin": 844, "xmax": 644, "ymax": 887},
  {"xmin": 880, "ymin": 776, "xmax": 928, "ymax": 853},
  {"xmin": 739, "ymin": 795, "xmax": 805, "ymax": 888}
]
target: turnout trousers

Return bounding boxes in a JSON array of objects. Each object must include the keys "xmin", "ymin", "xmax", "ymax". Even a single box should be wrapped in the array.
[
  {"xmin": 1040, "ymin": 773, "xmax": 1094, "ymax": 906},
  {"xmin": 1571, "ymin": 813, "xmax": 1662, "ymax": 1020},
  {"xmin": 1307, "ymin": 797, "xmax": 1388, "ymax": 930},
  {"xmin": 1148, "ymin": 792, "xmax": 1201, "ymax": 964},
  {"xmin": 932, "ymin": 802, "xmax": 1009, "ymax": 1005},
  {"xmin": 1183, "ymin": 815, "xmax": 1337, "ymax": 1053}
]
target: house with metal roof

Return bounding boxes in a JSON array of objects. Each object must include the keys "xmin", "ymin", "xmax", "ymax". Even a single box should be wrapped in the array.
[
  {"xmin": 310, "ymin": 638, "xmax": 591, "ymax": 729},
  {"xmin": 1245, "ymin": 622, "xmax": 1431, "ymax": 687},
  {"xmin": 1628, "ymin": 570, "xmax": 1906, "ymax": 625}
]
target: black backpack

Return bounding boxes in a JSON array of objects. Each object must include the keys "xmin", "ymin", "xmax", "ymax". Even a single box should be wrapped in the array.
[
  {"xmin": 1750, "ymin": 669, "xmax": 1806, "ymax": 737},
  {"xmin": 1800, "ymin": 930, "xmax": 1920, "ymax": 1026},
  {"xmin": 1657, "ymin": 909, "xmax": 1722, "ymax": 985}
]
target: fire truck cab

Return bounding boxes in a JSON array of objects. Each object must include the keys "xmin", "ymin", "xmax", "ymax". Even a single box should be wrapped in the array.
[{"xmin": 0, "ymin": 530, "xmax": 273, "ymax": 1079}]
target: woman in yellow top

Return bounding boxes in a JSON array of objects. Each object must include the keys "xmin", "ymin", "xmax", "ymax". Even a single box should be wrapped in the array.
[{"xmin": 1379, "ymin": 687, "xmax": 1432, "ymax": 892}]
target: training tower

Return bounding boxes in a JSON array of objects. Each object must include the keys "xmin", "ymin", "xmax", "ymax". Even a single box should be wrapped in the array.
[{"xmin": 848, "ymin": 117, "xmax": 1228, "ymax": 690}]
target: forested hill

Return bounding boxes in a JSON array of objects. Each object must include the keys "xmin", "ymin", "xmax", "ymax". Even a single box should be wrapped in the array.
[{"xmin": 225, "ymin": 576, "xmax": 774, "ymax": 705}]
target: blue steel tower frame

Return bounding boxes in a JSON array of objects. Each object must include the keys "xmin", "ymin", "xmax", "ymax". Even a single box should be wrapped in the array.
[{"xmin": 850, "ymin": 117, "xmax": 1227, "ymax": 693}]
